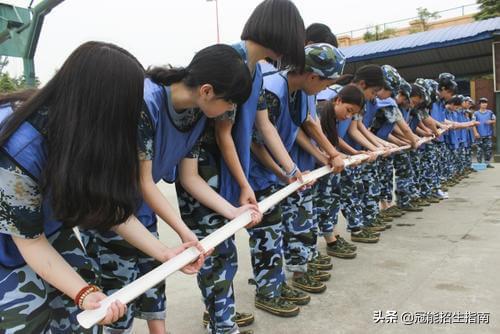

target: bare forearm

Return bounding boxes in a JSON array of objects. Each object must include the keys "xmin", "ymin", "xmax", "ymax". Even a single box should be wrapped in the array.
[
  {"xmin": 358, "ymin": 122, "xmax": 384, "ymax": 148},
  {"xmin": 338, "ymin": 137, "xmax": 360, "ymax": 155},
  {"xmin": 302, "ymin": 120, "xmax": 340, "ymax": 158},
  {"xmin": 113, "ymin": 216, "xmax": 169, "ymax": 262},
  {"xmin": 258, "ymin": 121, "xmax": 295, "ymax": 172},
  {"xmin": 251, "ymin": 142, "xmax": 285, "ymax": 179},
  {"xmin": 215, "ymin": 120, "xmax": 252, "ymax": 189},
  {"xmin": 296, "ymin": 128, "xmax": 328, "ymax": 165},
  {"xmin": 13, "ymin": 235, "xmax": 87, "ymax": 300},
  {"xmin": 179, "ymin": 161, "xmax": 236, "ymax": 219}
]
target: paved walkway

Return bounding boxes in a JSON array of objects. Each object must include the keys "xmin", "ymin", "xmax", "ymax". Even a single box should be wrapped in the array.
[{"xmin": 134, "ymin": 163, "xmax": 500, "ymax": 334}]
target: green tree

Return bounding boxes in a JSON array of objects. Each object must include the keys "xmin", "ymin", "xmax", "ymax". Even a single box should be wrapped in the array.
[
  {"xmin": 0, "ymin": 72, "xmax": 40, "ymax": 93},
  {"xmin": 411, "ymin": 7, "xmax": 440, "ymax": 33},
  {"xmin": 363, "ymin": 25, "xmax": 397, "ymax": 42},
  {"xmin": 474, "ymin": 0, "xmax": 500, "ymax": 20}
]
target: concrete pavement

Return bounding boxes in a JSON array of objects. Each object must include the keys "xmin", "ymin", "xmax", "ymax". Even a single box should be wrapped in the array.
[{"xmin": 134, "ymin": 163, "xmax": 500, "ymax": 334}]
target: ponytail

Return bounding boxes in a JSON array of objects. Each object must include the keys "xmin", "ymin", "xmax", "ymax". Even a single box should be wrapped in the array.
[
  {"xmin": 318, "ymin": 100, "xmax": 339, "ymax": 146},
  {"xmin": 147, "ymin": 66, "xmax": 189, "ymax": 86}
]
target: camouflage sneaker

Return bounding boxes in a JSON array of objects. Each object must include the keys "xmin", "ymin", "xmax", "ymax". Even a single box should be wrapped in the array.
[
  {"xmin": 351, "ymin": 229, "xmax": 380, "ymax": 243},
  {"xmin": 326, "ymin": 240, "xmax": 357, "ymax": 259},
  {"xmin": 307, "ymin": 266, "xmax": 331, "ymax": 282},
  {"xmin": 399, "ymin": 204, "xmax": 423, "ymax": 212},
  {"xmin": 202, "ymin": 311, "xmax": 255, "ymax": 327},
  {"xmin": 308, "ymin": 256, "xmax": 333, "ymax": 271},
  {"xmin": 291, "ymin": 273, "xmax": 327, "ymax": 294},
  {"xmin": 315, "ymin": 252, "xmax": 332, "ymax": 263},
  {"xmin": 384, "ymin": 207, "xmax": 404, "ymax": 217},
  {"xmin": 422, "ymin": 196, "xmax": 440, "ymax": 204},
  {"xmin": 364, "ymin": 222, "xmax": 386, "ymax": 233},
  {"xmin": 280, "ymin": 283, "xmax": 311, "ymax": 306},
  {"xmin": 412, "ymin": 198, "xmax": 430, "ymax": 207},
  {"xmin": 375, "ymin": 217, "xmax": 391, "ymax": 229},
  {"xmin": 337, "ymin": 235, "xmax": 357, "ymax": 251},
  {"xmin": 255, "ymin": 294, "xmax": 300, "ymax": 317},
  {"xmin": 379, "ymin": 213, "xmax": 394, "ymax": 222}
]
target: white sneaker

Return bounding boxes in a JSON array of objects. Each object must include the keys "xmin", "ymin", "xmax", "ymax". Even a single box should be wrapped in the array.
[{"xmin": 436, "ymin": 190, "xmax": 448, "ymax": 199}]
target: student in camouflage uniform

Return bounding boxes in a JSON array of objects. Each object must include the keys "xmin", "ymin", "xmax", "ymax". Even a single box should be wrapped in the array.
[
  {"xmin": 80, "ymin": 45, "xmax": 254, "ymax": 334},
  {"xmin": 0, "ymin": 42, "xmax": 168, "ymax": 333},
  {"xmin": 473, "ymin": 97, "xmax": 496, "ymax": 167}
]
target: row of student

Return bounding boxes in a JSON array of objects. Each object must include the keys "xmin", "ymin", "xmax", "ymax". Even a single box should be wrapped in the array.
[{"xmin": 0, "ymin": 1, "xmax": 493, "ymax": 334}]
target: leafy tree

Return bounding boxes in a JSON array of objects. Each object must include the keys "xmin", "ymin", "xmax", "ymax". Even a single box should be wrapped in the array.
[
  {"xmin": 363, "ymin": 25, "xmax": 397, "ymax": 42},
  {"xmin": 410, "ymin": 7, "xmax": 440, "ymax": 33},
  {"xmin": 474, "ymin": 0, "xmax": 500, "ymax": 20}
]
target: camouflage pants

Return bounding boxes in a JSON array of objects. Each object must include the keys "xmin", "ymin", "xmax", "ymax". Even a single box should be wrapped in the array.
[
  {"xmin": 177, "ymin": 185, "xmax": 239, "ymax": 334},
  {"xmin": 0, "ymin": 228, "xmax": 101, "ymax": 334},
  {"xmin": 409, "ymin": 149, "xmax": 424, "ymax": 197},
  {"xmin": 248, "ymin": 186, "xmax": 285, "ymax": 298},
  {"xmin": 282, "ymin": 187, "xmax": 315, "ymax": 273},
  {"xmin": 466, "ymin": 146, "xmax": 473, "ymax": 168},
  {"xmin": 80, "ymin": 224, "xmax": 166, "ymax": 334},
  {"xmin": 434, "ymin": 141, "xmax": 448, "ymax": 184},
  {"xmin": 314, "ymin": 173, "xmax": 341, "ymax": 237},
  {"xmin": 419, "ymin": 145, "xmax": 435, "ymax": 197},
  {"xmin": 378, "ymin": 157, "xmax": 394, "ymax": 202},
  {"xmin": 339, "ymin": 167, "xmax": 365, "ymax": 231},
  {"xmin": 360, "ymin": 161, "xmax": 381, "ymax": 225},
  {"xmin": 476, "ymin": 136, "xmax": 493, "ymax": 163},
  {"xmin": 394, "ymin": 152, "xmax": 416, "ymax": 207}
]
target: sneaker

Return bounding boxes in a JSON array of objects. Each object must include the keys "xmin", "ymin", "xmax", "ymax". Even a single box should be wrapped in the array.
[
  {"xmin": 308, "ymin": 256, "xmax": 333, "ymax": 271},
  {"xmin": 315, "ymin": 252, "xmax": 331, "ymax": 263},
  {"xmin": 280, "ymin": 283, "xmax": 310, "ymax": 306},
  {"xmin": 374, "ymin": 217, "xmax": 391, "ymax": 229},
  {"xmin": 255, "ymin": 294, "xmax": 300, "ymax": 317},
  {"xmin": 326, "ymin": 240, "xmax": 357, "ymax": 259},
  {"xmin": 385, "ymin": 206, "xmax": 405, "ymax": 217},
  {"xmin": 436, "ymin": 190, "xmax": 449, "ymax": 199},
  {"xmin": 412, "ymin": 198, "xmax": 430, "ymax": 207},
  {"xmin": 487, "ymin": 164, "xmax": 494, "ymax": 168},
  {"xmin": 202, "ymin": 311, "xmax": 254, "ymax": 328},
  {"xmin": 291, "ymin": 273, "xmax": 327, "ymax": 294},
  {"xmin": 379, "ymin": 214, "xmax": 394, "ymax": 222},
  {"xmin": 422, "ymin": 196, "xmax": 440, "ymax": 203},
  {"xmin": 399, "ymin": 204, "xmax": 423, "ymax": 212},
  {"xmin": 307, "ymin": 266, "xmax": 331, "ymax": 282},
  {"xmin": 337, "ymin": 235, "xmax": 357, "ymax": 251},
  {"xmin": 351, "ymin": 229, "xmax": 380, "ymax": 243}
]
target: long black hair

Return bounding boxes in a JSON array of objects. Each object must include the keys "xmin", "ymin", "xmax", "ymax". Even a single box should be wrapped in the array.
[
  {"xmin": 0, "ymin": 41, "xmax": 145, "ymax": 230},
  {"xmin": 306, "ymin": 23, "xmax": 338, "ymax": 47},
  {"xmin": 241, "ymin": 0, "xmax": 305, "ymax": 70},
  {"xmin": 335, "ymin": 64, "xmax": 384, "ymax": 88},
  {"xmin": 319, "ymin": 84, "xmax": 365, "ymax": 146},
  {"xmin": 147, "ymin": 44, "xmax": 251, "ymax": 105}
]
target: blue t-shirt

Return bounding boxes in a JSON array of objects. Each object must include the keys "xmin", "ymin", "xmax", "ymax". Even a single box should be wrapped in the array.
[{"xmin": 473, "ymin": 110, "xmax": 496, "ymax": 137}]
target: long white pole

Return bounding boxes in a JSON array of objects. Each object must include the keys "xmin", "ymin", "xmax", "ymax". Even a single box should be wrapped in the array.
[{"xmin": 77, "ymin": 135, "xmax": 439, "ymax": 328}]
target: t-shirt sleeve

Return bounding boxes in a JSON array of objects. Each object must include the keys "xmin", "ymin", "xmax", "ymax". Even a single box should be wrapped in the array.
[
  {"xmin": 257, "ymin": 89, "xmax": 268, "ymax": 111},
  {"xmin": 138, "ymin": 109, "xmax": 155, "ymax": 161},
  {"xmin": 383, "ymin": 106, "xmax": 403, "ymax": 123},
  {"xmin": 491, "ymin": 111, "xmax": 496, "ymax": 120},
  {"xmin": 215, "ymin": 108, "xmax": 237, "ymax": 122},
  {"xmin": 0, "ymin": 153, "xmax": 43, "ymax": 239}
]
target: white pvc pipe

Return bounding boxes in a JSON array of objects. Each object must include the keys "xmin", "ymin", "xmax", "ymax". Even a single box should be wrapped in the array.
[{"xmin": 77, "ymin": 135, "xmax": 437, "ymax": 328}]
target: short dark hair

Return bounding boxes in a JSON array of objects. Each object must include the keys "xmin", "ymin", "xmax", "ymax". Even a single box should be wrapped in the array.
[
  {"xmin": 241, "ymin": 0, "xmax": 305, "ymax": 70},
  {"xmin": 353, "ymin": 65, "xmax": 384, "ymax": 88},
  {"xmin": 306, "ymin": 23, "xmax": 338, "ymax": 47},
  {"xmin": 0, "ymin": 41, "xmax": 145, "ymax": 230}
]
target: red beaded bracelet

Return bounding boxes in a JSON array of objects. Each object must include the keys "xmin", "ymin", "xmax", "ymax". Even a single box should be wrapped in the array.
[{"xmin": 74, "ymin": 285, "xmax": 101, "ymax": 309}]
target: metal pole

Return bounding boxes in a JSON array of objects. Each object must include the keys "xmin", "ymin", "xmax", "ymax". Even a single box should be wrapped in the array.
[{"xmin": 215, "ymin": 0, "xmax": 220, "ymax": 43}]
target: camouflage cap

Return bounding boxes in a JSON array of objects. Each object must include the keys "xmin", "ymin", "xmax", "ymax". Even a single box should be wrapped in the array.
[
  {"xmin": 304, "ymin": 43, "xmax": 346, "ymax": 80},
  {"xmin": 399, "ymin": 79, "xmax": 412, "ymax": 98},
  {"xmin": 381, "ymin": 64, "xmax": 402, "ymax": 95}
]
